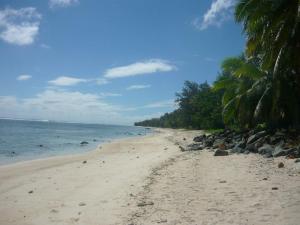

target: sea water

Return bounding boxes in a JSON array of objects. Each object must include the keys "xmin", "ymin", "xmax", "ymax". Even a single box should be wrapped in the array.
[{"xmin": 0, "ymin": 119, "xmax": 151, "ymax": 165}]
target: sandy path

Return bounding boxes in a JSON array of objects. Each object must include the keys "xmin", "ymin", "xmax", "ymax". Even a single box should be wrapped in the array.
[{"xmin": 127, "ymin": 147, "xmax": 300, "ymax": 225}]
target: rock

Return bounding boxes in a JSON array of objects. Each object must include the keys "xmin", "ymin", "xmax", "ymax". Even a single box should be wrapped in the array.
[
  {"xmin": 183, "ymin": 137, "xmax": 186, "ymax": 141},
  {"xmin": 82, "ymin": 160, "xmax": 87, "ymax": 164},
  {"xmin": 38, "ymin": 144, "xmax": 43, "ymax": 147},
  {"xmin": 214, "ymin": 149, "xmax": 229, "ymax": 156},
  {"xmin": 204, "ymin": 138, "xmax": 214, "ymax": 147},
  {"xmin": 78, "ymin": 202, "xmax": 86, "ymax": 206},
  {"xmin": 231, "ymin": 145, "xmax": 243, "ymax": 154},
  {"xmin": 236, "ymin": 140, "xmax": 246, "ymax": 149},
  {"xmin": 258, "ymin": 144, "xmax": 273, "ymax": 155},
  {"xmin": 245, "ymin": 143, "xmax": 257, "ymax": 153},
  {"xmin": 28, "ymin": 190, "xmax": 34, "ymax": 194},
  {"xmin": 213, "ymin": 138, "xmax": 225, "ymax": 148},
  {"xmin": 219, "ymin": 180, "xmax": 227, "ymax": 183},
  {"xmin": 295, "ymin": 159, "xmax": 300, "ymax": 163},
  {"xmin": 137, "ymin": 201, "xmax": 154, "ymax": 207},
  {"xmin": 272, "ymin": 187, "xmax": 278, "ymax": 190},
  {"xmin": 278, "ymin": 162, "xmax": 284, "ymax": 168},
  {"xmin": 193, "ymin": 134, "xmax": 206, "ymax": 142},
  {"xmin": 186, "ymin": 143, "xmax": 204, "ymax": 151},
  {"xmin": 262, "ymin": 178, "xmax": 268, "ymax": 180},
  {"xmin": 179, "ymin": 146, "xmax": 186, "ymax": 152},
  {"xmin": 247, "ymin": 131, "xmax": 267, "ymax": 145},
  {"xmin": 272, "ymin": 145, "xmax": 287, "ymax": 157},
  {"xmin": 80, "ymin": 141, "xmax": 89, "ymax": 145},
  {"xmin": 286, "ymin": 148, "xmax": 300, "ymax": 158},
  {"xmin": 93, "ymin": 139, "xmax": 97, "ymax": 142}
]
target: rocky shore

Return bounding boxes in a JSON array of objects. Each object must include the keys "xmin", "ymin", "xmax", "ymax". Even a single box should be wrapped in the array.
[{"xmin": 180, "ymin": 129, "xmax": 300, "ymax": 161}]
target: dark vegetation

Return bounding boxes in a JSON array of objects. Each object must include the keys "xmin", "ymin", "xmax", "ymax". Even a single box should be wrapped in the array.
[{"xmin": 135, "ymin": 0, "xmax": 300, "ymax": 131}]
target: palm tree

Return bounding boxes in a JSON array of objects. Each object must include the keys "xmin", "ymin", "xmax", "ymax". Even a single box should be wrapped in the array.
[
  {"xmin": 235, "ymin": 0, "xmax": 300, "ymax": 128},
  {"xmin": 213, "ymin": 56, "xmax": 270, "ymax": 128}
]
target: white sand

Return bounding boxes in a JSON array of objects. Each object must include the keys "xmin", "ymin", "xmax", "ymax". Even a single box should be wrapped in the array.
[{"xmin": 0, "ymin": 129, "xmax": 299, "ymax": 225}]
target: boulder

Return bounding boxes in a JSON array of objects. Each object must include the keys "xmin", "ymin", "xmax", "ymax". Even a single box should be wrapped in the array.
[
  {"xmin": 272, "ymin": 145, "xmax": 287, "ymax": 157},
  {"xmin": 214, "ymin": 149, "xmax": 229, "ymax": 156},
  {"xmin": 186, "ymin": 143, "xmax": 204, "ymax": 151},
  {"xmin": 245, "ymin": 143, "xmax": 257, "ymax": 153},
  {"xmin": 231, "ymin": 146, "xmax": 243, "ymax": 154},
  {"xmin": 247, "ymin": 131, "xmax": 267, "ymax": 145},
  {"xmin": 236, "ymin": 140, "xmax": 246, "ymax": 149},
  {"xmin": 193, "ymin": 134, "xmax": 206, "ymax": 142},
  {"xmin": 258, "ymin": 144, "xmax": 274, "ymax": 155},
  {"xmin": 213, "ymin": 138, "xmax": 225, "ymax": 149}
]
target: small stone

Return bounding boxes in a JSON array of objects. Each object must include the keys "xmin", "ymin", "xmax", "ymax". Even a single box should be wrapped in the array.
[
  {"xmin": 28, "ymin": 190, "xmax": 34, "ymax": 194},
  {"xmin": 295, "ymin": 159, "xmax": 300, "ymax": 163},
  {"xmin": 278, "ymin": 162, "xmax": 284, "ymax": 168},
  {"xmin": 82, "ymin": 160, "xmax": 87, "ymax": 164},
  {"xmin": 80, "ymin": 141, "xmax": 88, "ymax": 145},
  {"xmin": 78, "ymin": 202, "xmax": 86, "ymax": 206},
  {"xmin": 219, "ymin": 180, "xmax": 227, "ymax": 183},
  {"xmin": 137, "ymin": 201, "xmax": 154, "ymax": 207},
  {"xmin": 214, "ymin": 149, "xmax": 229, "ymax": 156},
  {"xmin": 262, "ymin": 178, "xmax": 268, "ymax": 180},
  {"xmin": 179, "ymin": 146, "xmax": 186, "ymax": 152},
  {"xmin": 183, "ymin": 138, "xmax": 186, "ymax": 141},
  {"xmin": 272, "ymin": 187, "xmax": 278, "ymax": 190}
]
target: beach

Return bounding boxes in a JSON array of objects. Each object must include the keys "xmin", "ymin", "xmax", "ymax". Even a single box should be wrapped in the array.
[{"xmin": 0, "ymin": 129, "xmax": 299, "ymax": 225}]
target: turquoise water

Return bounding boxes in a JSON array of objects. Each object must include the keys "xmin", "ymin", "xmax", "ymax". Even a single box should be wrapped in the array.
[{"xmin": 0, "ymin": 119, "xmax": 151, "ymax": 165}]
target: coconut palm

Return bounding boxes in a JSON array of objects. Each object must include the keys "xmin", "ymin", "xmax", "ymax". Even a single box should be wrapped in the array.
[
  {"xmin": 213, "ymin": 56, "xmax": 270, "ymax": 128},
  {"xmin": 235, "ymin": 0, "xmax": 300, "ymax": 127}
]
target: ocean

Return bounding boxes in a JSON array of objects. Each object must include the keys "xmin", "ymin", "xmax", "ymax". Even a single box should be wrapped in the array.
[{"xmin": 0, "ymin": 119, "xmax": 151, "ymax": 165}]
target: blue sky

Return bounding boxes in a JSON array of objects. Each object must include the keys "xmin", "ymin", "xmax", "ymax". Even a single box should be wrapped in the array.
[{"xmin": 0, "ymin": 0, "xmax": 245, "ymax": 125}]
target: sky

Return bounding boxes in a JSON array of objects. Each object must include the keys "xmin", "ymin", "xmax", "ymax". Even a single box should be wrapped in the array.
[{"xmin": 0, "ymin": 0, "xmax": 245, "ymax": 125}]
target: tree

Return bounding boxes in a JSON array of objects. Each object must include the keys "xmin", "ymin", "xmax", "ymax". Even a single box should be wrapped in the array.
[{"xmin": 235, "ymin": 0, "xmax": 300, "ymax": 127}]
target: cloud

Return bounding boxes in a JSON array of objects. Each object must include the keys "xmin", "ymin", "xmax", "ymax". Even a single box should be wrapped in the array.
[
  {"xmin": 17, "ymin": 74, "xmax": 32, "ymax": 81},
  {"xmin": 103, "ymin": 59, "xmax": 176, "ymax": 79},
  {"xmin": 0, "ymin": 90, "xmax": 128, "ymax": 124},
  {"xmin": 0, "ymin": 7, "xmax": 41, "ymax": 45},
  {"xmin": 48, "ymin": 76, "xmax": 87, "ymax": 86},
  {"xmin": 99, "ymin": 92, "xmax": 122, "ymax": 97},
  {"xmin": 126, "ymin": 84, "xmax": 151, "ymax": 90},
  {"xmin": 40, "ymin": 43, "xmax": 51, "ymax": 49},
  {"xmin": 144, "ymin": 99, "xmax": 177, "ymax": 109},
  {"xmin": 193, "ymin": 0, "xmax": 235, "ymax": 30},
  {"xmin": 96, "ymin": 78, "xmax": 109, "ymax": 85},
  {"xmin": 49, "ymin": 0, "xmax": 79, "ymax": 8}
]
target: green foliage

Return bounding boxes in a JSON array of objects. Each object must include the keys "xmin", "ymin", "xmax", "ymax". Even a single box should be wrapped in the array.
[{"xmin": 135, "ymin": 81, "xmax": 224, "ymax": 129}]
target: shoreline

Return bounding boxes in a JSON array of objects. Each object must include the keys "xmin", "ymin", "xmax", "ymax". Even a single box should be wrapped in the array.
[
  {"xmin": 0, "ymin": 129, "xmax": 154, "ymax": 168},
  {"xmin": 0, "ymin": 128, "xmax": 299, "ymax": 225}
]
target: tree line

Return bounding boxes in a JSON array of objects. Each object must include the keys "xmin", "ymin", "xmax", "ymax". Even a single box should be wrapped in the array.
[{"xmin": 135, "ymin": 0, "xmax": 300, "ymax": 130}]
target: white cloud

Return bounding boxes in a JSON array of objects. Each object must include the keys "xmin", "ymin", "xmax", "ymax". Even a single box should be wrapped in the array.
[
  {"xmin": 126, "ymin": 84, "xmax": 151, "ymax": 90},
  {"xmin": 144, "ymin": 99, "xmax": 177, "ymax": 109},
  {"xmin": 103, "ymin": 59, "xmax": 176, "ymax": 79},
  {"xmin": 0, "ymin": 92, "xmax": 177, "ymax": 125},
  {"xmin": 17, "ymin": 74, "xmax": 32, "ymax": 81},
  {"xmin": 0, "ymin": 7, "xmax": 41, "ymax": 45},
  {"xmin": 99, "ymin": 92, "xmax": 122, "ymax": 97},
  {"xmin": 0, "ymin": 90, "xmax": 129, "ymax": 124},
  {"xmin": 48, "ymin": 76, "xmax": 87, "ymax": 86},
  {"xmin": 49, "ymin": 0, "xmax": 79, "ymax": 8},
  {"xmin": 193, "ymin": 0, "xmax": 235, "ymax": 30},
  {"xmin": 40, "ymin": 43, "xmax": 51, "ymax": 49},
  {"xmin": 96, "ymin": 78, "xmax": 109, "ymax": 85}
]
